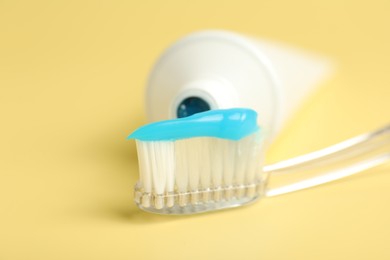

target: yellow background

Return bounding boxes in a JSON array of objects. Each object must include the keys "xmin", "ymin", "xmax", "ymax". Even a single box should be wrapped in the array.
[{"xmin": 1, "ymin": 0, "xmax": 389, "ymax": 259}]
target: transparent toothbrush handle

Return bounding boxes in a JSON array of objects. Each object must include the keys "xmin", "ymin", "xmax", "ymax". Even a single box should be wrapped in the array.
[{"xmin": 263, "ymin": 124, "xmax": 390, "ymax": 197}]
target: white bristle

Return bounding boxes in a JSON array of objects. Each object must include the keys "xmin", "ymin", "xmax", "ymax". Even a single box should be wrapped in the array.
[
  {"xmin": 175, "ymin": 140, "xmax": 189, "ymax": 206},
  {"xmin": 135, "ymin": 141, "xmax": 152, "ymax": 207},
  {"xmin": 223, "ymin": 140, "xmax": 236, "ymax": 199},
  {"xmin": 210, "ymin": 138, "xmax": 224, "ymax": 201},
  {"xmin": 199, "ymin": 139, "xmax": 211, "ymax": 201},
  {"xmin": 235, "ymin": 135, "xmax": 250, "ymax": 196},
  {"xmin": 175, "ymin": 140, "xmax": 188, "ymax": 193},
  {"xmin": 164, "ymin": 142, "xmax": 175, "ymax": 207},
  {"xmin": 136, "ymin": 141, "xmax": 151, "ymax": 193},
  {"xmin": 188, "ymin": 139, "xmax": 201, "ymax": 204},
  {"xmin": 245, "ymin": 134, "xmax": 262, "ymax": 185},
  {"xmin": 150, "ymin": 142, "xmax": 165, "ymax": 195},
  {"xmin": 134, "ymin": 131, "xmax": 264, "ymax": 212}
]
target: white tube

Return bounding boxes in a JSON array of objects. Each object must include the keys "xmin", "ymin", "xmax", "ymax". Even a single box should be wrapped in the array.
[{"xmin": 145, "ymin": 30, "xmax": 332, "ymax": 137}]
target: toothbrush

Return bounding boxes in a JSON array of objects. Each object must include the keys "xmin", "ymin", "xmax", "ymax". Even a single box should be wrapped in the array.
[
  {"xmin": 128, "ymin": 108, "xmax": 390, "ymax": 215},
  {"xmin": 129, "ymin": 108, "xmax": 265, "ymax": 214}
]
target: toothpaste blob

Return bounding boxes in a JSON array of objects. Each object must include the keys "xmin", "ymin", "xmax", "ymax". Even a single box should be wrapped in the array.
[{"xmin": 128, "ymin": 108, "xmax": 260, "ymax": 141}]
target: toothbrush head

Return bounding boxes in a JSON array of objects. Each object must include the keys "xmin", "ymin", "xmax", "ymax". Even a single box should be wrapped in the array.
[{"xmin": 128, "ymin": 108, "xmax": 267, "ymax": 214}]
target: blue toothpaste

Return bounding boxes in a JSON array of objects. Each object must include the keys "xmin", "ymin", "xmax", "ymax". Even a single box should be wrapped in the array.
[{"xmin": 128, "ymin": 108, "xmax": 260, "ymax": 141}]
